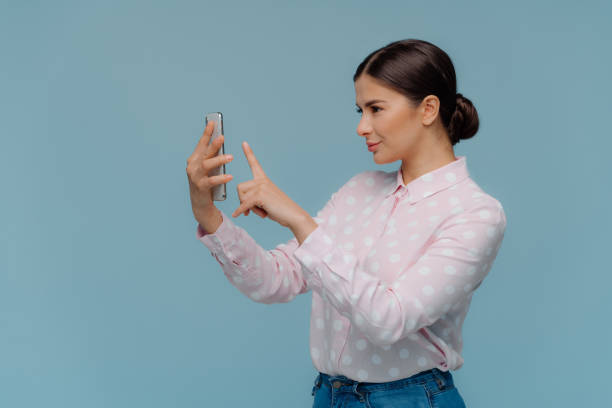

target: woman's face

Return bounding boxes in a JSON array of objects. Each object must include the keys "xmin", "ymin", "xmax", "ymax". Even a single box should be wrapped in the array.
[{"xmin": 354, "ymin": 74, "xmax": 425, "ymax": 164}]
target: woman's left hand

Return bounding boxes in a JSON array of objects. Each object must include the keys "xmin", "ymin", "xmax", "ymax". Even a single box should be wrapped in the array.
[{"xmin": 231, "ymin": 141, "xmax": 307, "ymax": 229}]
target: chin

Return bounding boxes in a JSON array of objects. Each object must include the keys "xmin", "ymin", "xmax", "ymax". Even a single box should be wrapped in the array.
[{"xmin": 373, "ymin": 154, "xmax": 392, "ymax": 165}]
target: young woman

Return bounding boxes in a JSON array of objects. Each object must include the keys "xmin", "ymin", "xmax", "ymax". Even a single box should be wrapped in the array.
[{"xmin": 187, "ymin": 39, "xmax": 506, "ymax": 408}]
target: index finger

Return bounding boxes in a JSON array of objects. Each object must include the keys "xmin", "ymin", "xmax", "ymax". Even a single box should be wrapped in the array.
[
  {"xmin": 242, "ymin": 141, "xmax": 266, "ymax": 178},
  {"xmin": 194, "ymin": 120, "xmax": 216, "ymax": 156}
]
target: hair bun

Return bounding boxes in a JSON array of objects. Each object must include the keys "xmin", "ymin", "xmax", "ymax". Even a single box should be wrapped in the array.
[
  {"xmin": 449, "ymin": 92, "xmax": 479, "ymax": 145},
  {"xmin": 455, "ymin": 92, "xmax": 463, "ymax": 106}
]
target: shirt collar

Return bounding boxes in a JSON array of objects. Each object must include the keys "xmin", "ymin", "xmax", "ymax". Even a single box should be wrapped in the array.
[{"xmin": 385, "ymin": 155, "xmax": 470, "ymax": 203}]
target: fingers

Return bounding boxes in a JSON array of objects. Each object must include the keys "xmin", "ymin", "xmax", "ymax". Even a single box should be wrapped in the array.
[
  {"xmin": 194, "ymin": 120, "xmax": 215, "ymax": 156},
  {"xmin": 203, "ymin": 153, "xmax": 233, "ymax": 178},
  {"xmin": 205, "ymin": 133, "xmax": 225, "ymax": 159},
  {"xmin": 187, "ymin": 152, "xmax": 233, "ymax": 189},
  {"xmin": 187, "ymin": 121, "xmax": 215, "ymax": 165},
  {"xmin": 252, "ymin": 206, "xmax": 268, "ymax": 218},
  {"xmin": 194, "ymin": 121, "xmax": 226, "ymax": 159},
  {"xmin": 242, "ymin": 141, "xmax": 266, "ymax": 178},
  {"xmin": 207, "ymin": 173, "xmax": 233, "ymax": 186},
  {"xmin": 234, "ymin": 206, "xmax": 267, "ymax": 219}
]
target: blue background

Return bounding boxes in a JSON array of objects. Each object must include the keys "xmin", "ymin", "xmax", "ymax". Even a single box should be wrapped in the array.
[{"xmin": 2, "ymin": 0, "xmax": 610, "ymax": 406}]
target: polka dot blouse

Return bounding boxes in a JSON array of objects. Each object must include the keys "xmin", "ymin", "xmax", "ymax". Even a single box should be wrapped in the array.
[{"xmin": 196, "ymin": 155, "xmax": 507, "ymax": 383}]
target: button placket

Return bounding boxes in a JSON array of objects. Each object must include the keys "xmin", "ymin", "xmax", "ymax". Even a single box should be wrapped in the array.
[{"xmin": 380, "ymin": 189, "xmax": 407, "ymax": 235}]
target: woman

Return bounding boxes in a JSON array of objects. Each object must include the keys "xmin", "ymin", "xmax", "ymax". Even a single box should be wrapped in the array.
[{"xmin": 187, "ymin": 39, "xmax": 506, "ymax": 407}]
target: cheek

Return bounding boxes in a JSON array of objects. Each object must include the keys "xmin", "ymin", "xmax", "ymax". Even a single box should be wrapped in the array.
[
  {"xmin": 383, "ymin": 121, "xmax": 408, "ymax": 145},
  {"xmin": 396, "ymin": 119, "xmax": 419, "ymax": 140},
  {"xmin": 384, "ymin": 112, "xmax": 409, "ymax": 134}
]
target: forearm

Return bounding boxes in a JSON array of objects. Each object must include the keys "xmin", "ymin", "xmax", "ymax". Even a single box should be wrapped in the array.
[
  {"xmin": 196, "ymin": 205, "xmax": 223, "ymax": 235},
  {"xmin": 289, "ymin": 211, "xmax": 319, "ymax": 246},
  {"xmin": 196, "ymin": 208, "xmax": 311, "ymax": 303}
]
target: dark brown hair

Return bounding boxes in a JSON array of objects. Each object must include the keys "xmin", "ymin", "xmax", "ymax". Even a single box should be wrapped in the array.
[{"xmin": 353, "ymin": 39, "xmax": 479, "ymax": 146}]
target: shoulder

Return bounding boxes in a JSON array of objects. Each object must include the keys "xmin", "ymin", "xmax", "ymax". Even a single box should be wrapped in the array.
[
  {"xmin": 449, "ymin": 177, "xmax": 507, "ymax": 232},
  {"xmin": 339, "ymin": 169, "xmax": 392, "ymax": 191},
  {"xmin": 329, "ymin": 170, "xmax": 395, "ymax": 211},
  {"xmin": 332, "ymin": 170, "xmax": 392, "ymax": 203}
]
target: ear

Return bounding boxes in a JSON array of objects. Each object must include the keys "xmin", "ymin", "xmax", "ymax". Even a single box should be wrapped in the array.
[{"xmin": 421, "ymin": 95, "xmax": 440, "ymax": 126}]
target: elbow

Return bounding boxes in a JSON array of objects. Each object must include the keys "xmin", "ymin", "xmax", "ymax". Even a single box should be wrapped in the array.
[
  {"xmin": 363, "ymin": 315, "xmax": 407, "ymax": 348},
  {"xmin": 246, "ymin": 289, "xmax": 271, "ymax": 304},
  {"xmin": 367, "ymin": 328, "xmax": 399, "ymax": 348},
  {"xmin": 366, "ymin": 319, "xmax": 422, "ymax": 348},
  {"xmin": 243, "ymin": 278, "xmax": 301, "ymax": 305},
  {"xmin": 362, "ymin": 307, "xmax": 423, "ymax": 348}
]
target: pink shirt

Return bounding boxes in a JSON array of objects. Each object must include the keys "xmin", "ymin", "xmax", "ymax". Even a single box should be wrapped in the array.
[{"xmin": 196, "ymin": 155, "xmax": 506, "ymax": 382}]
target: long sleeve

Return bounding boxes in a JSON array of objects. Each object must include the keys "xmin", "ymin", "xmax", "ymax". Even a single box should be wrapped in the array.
[
  {"xmin": 196, "ymin": 180, "xmax": 351, "ymax": 304},
  {"xmin": 292, "ymin": 200, "xmax": 507, "ymax": 347}
]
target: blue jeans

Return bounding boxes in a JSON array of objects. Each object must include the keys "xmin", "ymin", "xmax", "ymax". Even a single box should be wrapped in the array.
[{"xmin": 311, "ymin": 368, "xmax": 467, "ymax": 408}]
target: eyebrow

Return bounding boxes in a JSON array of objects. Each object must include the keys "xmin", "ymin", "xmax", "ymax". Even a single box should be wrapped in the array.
[{"xmin": 355, "ymin": 99, "xmax": 386, "ymax": 108}]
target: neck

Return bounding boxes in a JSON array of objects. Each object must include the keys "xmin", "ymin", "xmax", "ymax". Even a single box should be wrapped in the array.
[{"xmin": 400, "ymin": 132, "xmax": 456, "ymax": 186}]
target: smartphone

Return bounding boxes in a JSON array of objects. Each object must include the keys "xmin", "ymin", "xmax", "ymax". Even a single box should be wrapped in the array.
[{"xmin": 204, "ymin": 112, "xmax": 227, "ymax": 201}]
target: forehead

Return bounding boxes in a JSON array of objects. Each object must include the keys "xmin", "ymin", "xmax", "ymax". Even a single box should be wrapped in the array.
[{"xmin": 354, "ymin": 75, "xmax": 401, "ymax": 103}]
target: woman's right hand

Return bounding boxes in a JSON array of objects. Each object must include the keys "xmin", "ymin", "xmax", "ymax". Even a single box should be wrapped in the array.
[{"xmin": 186, "ymin": 120, "xmax": 234, "ymax": 221}]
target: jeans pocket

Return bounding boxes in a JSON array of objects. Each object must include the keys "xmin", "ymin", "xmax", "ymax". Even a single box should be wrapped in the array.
[
  {"xmin": 427, "ymin": 385, "xmax": 467, "ymax": 408},
  {"xmin": 426, "ymin": 372, "xmax": 466, "ymax": 408}
]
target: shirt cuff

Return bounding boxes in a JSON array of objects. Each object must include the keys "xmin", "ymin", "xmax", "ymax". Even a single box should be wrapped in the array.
[
  {"xmin": 197, "ymin": 223, "xmax": 208, "ymax": 237},
  {"xmin": 195, "ymin": 210, "xmax": 236, "ymax": 262}
]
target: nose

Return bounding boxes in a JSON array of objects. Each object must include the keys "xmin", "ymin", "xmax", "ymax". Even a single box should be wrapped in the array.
[{"xmin": 356, "ymin": 117, "xmax": 372, "ymax": 137}]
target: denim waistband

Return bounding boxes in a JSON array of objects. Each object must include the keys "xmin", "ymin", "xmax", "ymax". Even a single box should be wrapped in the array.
[{"xmin": 317, "ymin": 367, "xmax": 453, "ymax": 392}]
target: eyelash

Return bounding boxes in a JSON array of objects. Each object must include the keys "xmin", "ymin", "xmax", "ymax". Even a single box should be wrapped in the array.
[{"xmin": 355, "ymin": 106, "xmax": 381, "ymax": 114}]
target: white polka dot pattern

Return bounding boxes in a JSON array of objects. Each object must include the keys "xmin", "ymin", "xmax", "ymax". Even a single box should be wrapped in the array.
[{"xmin": 196, "ymin": 156, "xmax": 506, "ymax": 382}]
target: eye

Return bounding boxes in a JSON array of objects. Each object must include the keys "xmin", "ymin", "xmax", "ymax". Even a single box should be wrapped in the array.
[{"xmin": 355, "ymin": 106, "xmax": 381, "ymax": 114}]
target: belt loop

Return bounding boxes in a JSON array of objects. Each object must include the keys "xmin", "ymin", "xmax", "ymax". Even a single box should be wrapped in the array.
[
  {"xmin": 432, "ymin": 368, "xmax": 447, "ymax": 390},
  {"xmin": 352, "ymin": 382, "xmax": 366, "ymax": 403}
]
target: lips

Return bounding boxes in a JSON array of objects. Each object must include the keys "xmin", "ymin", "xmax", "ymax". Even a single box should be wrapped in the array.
[
  {"xmin": 367, "ymin": 141, "xmax": 381, "ymax": 152},
  {"xmin": 366, "ymin": 141, "xmax": 381, "ymax": 147}
]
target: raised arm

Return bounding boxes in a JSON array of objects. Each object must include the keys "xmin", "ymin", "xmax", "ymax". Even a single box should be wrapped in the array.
[{"xmin": 196, "ymin": 182, "xmax": 350, "ymax": 304}]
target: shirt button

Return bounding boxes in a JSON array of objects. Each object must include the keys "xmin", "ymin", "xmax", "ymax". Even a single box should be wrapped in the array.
[{"xmin": 332, "ymin": 381, "xmax": 342, "ymax": 388}]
